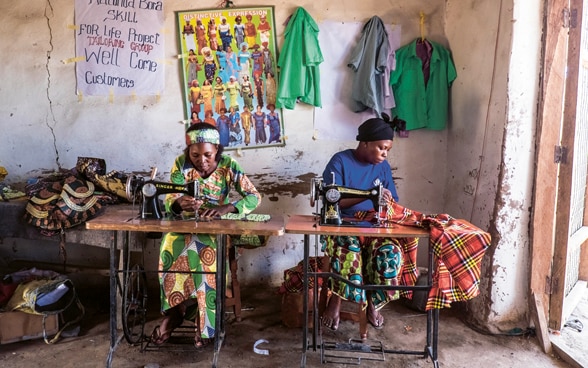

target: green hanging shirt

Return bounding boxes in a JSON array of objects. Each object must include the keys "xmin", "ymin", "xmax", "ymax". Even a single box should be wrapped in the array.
[
  {"xmin": 390, "ymin": 39, "xmax": 457, "ymax": 130},
  {"xmin": 276, "ymin": 7, "xmax": 323, "ymax": 109}
]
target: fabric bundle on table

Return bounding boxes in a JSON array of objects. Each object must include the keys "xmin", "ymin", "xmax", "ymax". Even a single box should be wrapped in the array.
[{"xmin": 386, "ymin": 202, "xmax": 491, "ymax": 309}]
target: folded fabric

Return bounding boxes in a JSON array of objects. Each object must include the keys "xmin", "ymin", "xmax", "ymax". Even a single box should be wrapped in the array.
[
  {"xmin": 221, "ymin": 213, "xmax": 271, "ymax": 222},
  {"xmin": 386, "ymin": 201, "xmax": 491, "ymax": 309}
]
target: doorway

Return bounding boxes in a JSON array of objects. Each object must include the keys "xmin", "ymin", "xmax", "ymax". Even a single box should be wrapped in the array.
[{"xmin": 531, "ymin": 0, "xmax": 588, "ymax": 339}]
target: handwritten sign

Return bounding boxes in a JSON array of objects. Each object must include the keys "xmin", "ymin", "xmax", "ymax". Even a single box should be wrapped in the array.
[{"xmin": 75, "ymin": 0, "xmax": 165, "ymax": 96}]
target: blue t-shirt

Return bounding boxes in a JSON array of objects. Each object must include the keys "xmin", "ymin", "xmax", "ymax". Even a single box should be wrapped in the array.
[{"xmin": 322, "ymin": 149, "xmax": 398, "ymax": 218}]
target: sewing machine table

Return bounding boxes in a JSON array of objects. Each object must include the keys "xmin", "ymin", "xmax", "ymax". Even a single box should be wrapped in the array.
[
  {"xmin": 284, "ymin": 214, "xmax": 438, "ymax": 367},
  {"xmin": 86, "ymin": 206, "xmax": 284, "ymax": 368}
]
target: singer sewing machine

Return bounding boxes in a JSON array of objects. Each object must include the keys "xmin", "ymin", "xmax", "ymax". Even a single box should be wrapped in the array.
[
  {"xmin": 310, "ymin": 173, "xmax": 386, "ymax": 227},
  {"xmin": 125, "ymin": 168, "xmax": 202, "ymax": 220}
]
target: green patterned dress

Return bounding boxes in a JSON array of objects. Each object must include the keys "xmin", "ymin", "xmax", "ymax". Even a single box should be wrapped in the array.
[{"xmin": 159, "ymin": 153, "xmax": 260, "ymax": 339}]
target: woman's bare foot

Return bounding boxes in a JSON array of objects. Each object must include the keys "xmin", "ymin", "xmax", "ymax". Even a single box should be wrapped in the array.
[
  {"xmin": 321, "ymin": 295, "xmax": 342, "ymax": 331},
  {"xmin": 366, "ymin": 301, "xmax": 384, "ymax": 329}
]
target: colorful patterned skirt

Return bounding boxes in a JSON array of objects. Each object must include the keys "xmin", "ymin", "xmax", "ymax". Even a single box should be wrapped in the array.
[
  {"xmin": 159, "ymin": 232, "xmax": 217, "ymax": 339},
  {"xmin": 321, "ymin": 235, "xmax": 408, "ymax": 310}
]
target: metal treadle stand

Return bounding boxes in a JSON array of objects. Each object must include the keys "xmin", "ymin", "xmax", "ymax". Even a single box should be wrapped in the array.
[{"xmin": 284, "ymin": 215, "xmax": 439, "ymax": 368}]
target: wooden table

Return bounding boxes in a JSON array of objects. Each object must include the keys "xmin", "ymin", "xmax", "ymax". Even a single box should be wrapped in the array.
[
  {"xmin": 86, "ymin": 206, "xmax": 284, "ymax": 368},
  {"xmin": 285, "ymin": 214, "xmax": 438, "ymax": 367}
]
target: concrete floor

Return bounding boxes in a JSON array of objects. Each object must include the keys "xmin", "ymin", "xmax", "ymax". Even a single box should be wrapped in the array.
[
  {"xmin": 551, "ymin": 289, "xmax": 588, "ymax": 368},
  {"xmin": 0, "ymin": 282, "xmax": 573, "ymax": 368}
]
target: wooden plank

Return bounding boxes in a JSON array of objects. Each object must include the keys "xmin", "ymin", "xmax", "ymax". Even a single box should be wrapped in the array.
[
  {"xmin": 284, "ymin": 215, "xmax": 429, "ymax": 238},
  {"xmin": 550, "ymin": 0, "xmax": 584, "ymax": 331},
  {"xmin": 551, "ymin": 338, "xmax": 585, "ymax": 368},
  {"xmin": 529, "ymin": 0, "xmax": 568, "ymax": 320},
  {"xmin": 529, "ymin": 292, "xmax": 552, "ymax": 354},
  {"xmin": 86, "ymin": 207, "xmax": 285, "ymax": 236}
]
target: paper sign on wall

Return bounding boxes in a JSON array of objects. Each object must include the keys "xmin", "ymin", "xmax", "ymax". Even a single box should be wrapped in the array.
[{"xmin": 75, "ymin": 0, "xmax": 165, "ymax": 96}]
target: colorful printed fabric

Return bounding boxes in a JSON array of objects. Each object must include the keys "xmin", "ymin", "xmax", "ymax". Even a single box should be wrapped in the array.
[
  {"xmin": 278, "ymin": 257, "xmax": 324, "ymax": 294},
  {"xmin": 186, "ymin": 128, "xmax": 220, "ymax": 145},
  {"xmin": 159, "ymin": 153, "xmax": 260, "ymax": 339},
  {"xmin": 386, "ymin": 202, "xmax": 491, "ymax": 310},
  {"xmin": 320, "ymin": 235, "xmax": 411, "ymax": 310},
  {"xmin": 159, "ymin": 233, "xmax": 217, "ymax": 338}
]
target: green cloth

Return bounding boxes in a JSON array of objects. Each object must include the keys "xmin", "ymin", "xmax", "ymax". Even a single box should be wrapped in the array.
[
  {"xmin": 220, "ymin": 213, "xmax": 271, "ymax": 221},
  {"xmin": 390, "ymin": 39, "xmax": 457, "ymax": 130},
  {"xmin": 276, "ymin": 7, "xmax": 323, "ymax": 109},
  {"xmin": 1, "ymin": 185, "xmax": 26, "ymax": 199}
]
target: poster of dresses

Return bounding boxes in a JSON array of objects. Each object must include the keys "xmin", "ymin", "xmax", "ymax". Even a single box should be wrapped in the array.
[{"xmin": 177, "ymin": 6, "xmax": 285, "ymax": 150}]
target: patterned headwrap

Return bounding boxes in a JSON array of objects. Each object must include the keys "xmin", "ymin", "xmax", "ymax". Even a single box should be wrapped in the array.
[{"xmin": 185, "ymin": 128, "xmax": 220, "ymax": 146}]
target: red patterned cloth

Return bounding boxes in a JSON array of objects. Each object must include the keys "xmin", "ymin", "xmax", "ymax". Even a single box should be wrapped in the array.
[
  {"xmin": 386, "ymin": 202, "xmax": 491, "ymax": 309},
  {"xmin": 278, "ymin": 257, "xmax": 324, "ymax": 294}
]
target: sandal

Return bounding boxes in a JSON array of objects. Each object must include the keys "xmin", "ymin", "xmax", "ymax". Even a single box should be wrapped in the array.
[
  {"xmin": 564, "ymin": 318, "xmax": 584, "ymax": 333},
  {"xmin": 194, "ymin": 335, "xmax": 212, "ymax": 349},
  {"xmin": 150, "ymin": 325, "xmax": 172, "ymax": 345},
  {"xmin": 150, "ymin": 308, "xmax": 184, "ymax": 345},
  {"xmin": 194, "ymin": 319, "xmax": 212, "ymax": 348},
  {"xmin": 367, "ymin": 311, "xmax": 384, "ymax": 330}
]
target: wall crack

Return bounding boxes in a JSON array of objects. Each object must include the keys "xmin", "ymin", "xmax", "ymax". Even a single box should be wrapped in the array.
[{"xmin": 45, "ymin": 0, "xmax": 61, "ymax": 170}]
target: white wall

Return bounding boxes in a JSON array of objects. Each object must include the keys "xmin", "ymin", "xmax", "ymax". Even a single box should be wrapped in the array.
[
  {"xmin": 446, "ymin": 0, "xmax": 542, "ymax": 333},
  {"xmin": 0, "ymin": 0, "xmax": 448, "ymax": 283},
  {"xmin": 0, "ymin": 0, "xmax": 542, "ymax": 333}
]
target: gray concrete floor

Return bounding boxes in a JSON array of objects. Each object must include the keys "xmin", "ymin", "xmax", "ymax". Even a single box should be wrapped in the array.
[
  {"xmin": 551, "ymin": 289, "xmax": 588, "ymax": 368},
  {"xmin": 0, "ymin": 283, "xmax": 573, "ymax": 368}
]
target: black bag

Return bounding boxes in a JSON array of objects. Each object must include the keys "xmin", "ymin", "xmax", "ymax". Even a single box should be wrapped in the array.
[{"xmin": 6, "ymin": 278, "xmax": 85, "ymax": 344}]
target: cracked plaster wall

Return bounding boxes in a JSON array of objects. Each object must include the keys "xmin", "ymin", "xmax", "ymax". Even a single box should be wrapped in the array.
[{"xmin": 0, "ymin": 0, "xmax": 540, "ymax": 332}]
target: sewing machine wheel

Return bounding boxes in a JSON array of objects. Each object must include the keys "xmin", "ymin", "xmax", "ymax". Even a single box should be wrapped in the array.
[
  {"xmin": 310, "ymin": 177, "xmax": 320, "ymax": 207},
  {"xmin": 125, "ymin": 175, "xmax": 141, "ymax": 203},
  {"xmin": 122, "ymin": 264, "xmax": 148, "ymax": 345}
]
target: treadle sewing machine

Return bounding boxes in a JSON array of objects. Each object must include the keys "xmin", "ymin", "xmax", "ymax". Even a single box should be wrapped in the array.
[
  {"xmin": 310, "ymin": 173, "xmax": 386, "ymax": 226},
  {"xmin": 125, "ymin": 167, "xmax": 202, "ymax": 220}
]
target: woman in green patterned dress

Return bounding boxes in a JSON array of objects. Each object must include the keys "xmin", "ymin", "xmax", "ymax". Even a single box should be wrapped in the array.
[{"xmin": 151, "ymin": 123, "xmax": 261, "ymax": 347}]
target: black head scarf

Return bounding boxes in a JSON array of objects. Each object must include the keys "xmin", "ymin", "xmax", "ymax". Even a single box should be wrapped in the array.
[{"xmin": 356, "ymin": 114, "xmax": 406, "ymax": 141}]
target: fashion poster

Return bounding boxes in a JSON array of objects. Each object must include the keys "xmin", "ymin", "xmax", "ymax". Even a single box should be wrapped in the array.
[
  {"xmin": 177, "ymin": 6, "xmax": 285, "ymax": 150},
  {"xmin": 75, "ymin": 0, "xmax": 165, "ymax": 96}
]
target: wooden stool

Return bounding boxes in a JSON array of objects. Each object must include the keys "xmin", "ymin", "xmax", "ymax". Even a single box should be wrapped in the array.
[
  {"xmin": 224, "ymin": 238, "xmax": 268, "ymax": 322},
  {"xmin": 225, "ymin": 244, "xmax": 243, "ymax": 321}
]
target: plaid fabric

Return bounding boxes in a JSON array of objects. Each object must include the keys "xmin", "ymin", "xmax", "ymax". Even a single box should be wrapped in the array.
[
  {"xmin": 278, "ymin": 257, "xmax": 324, "ymax": 294},
  {"xmin": 387, "ymin": 202, "xmax": 491, "ymax": 310}
]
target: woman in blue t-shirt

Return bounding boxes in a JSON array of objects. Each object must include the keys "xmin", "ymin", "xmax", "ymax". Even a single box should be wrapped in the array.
[{"xmin": 321, "ymin": 115, "xmax": 403, "ymax": 333}]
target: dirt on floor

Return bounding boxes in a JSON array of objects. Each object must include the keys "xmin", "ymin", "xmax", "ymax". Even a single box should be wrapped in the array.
[{"xmin": 0, "ymin": 282, "xmax": 572, "ymax": 368}]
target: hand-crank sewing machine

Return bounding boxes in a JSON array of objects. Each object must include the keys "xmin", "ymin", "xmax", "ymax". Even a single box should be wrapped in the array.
[
  {"xmin": 310, "ymin": 172, "xmax": 386, "ymax": 226},
  {"xmin": 125, "ymin": 168, "xmax": 202, "ymax": 220}
]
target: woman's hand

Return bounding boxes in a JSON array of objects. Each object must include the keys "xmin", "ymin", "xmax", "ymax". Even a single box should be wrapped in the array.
[
  {"xmin": 176, "ymin": 196, "xmax": 204, "ymax": 212},
  {"xmin": 199, "ymin": 204, "xmax": 236, "ymax": 218},
  {"xmin": 381, "ymin": 188, "xmax": 394, "ymax": 204}
]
